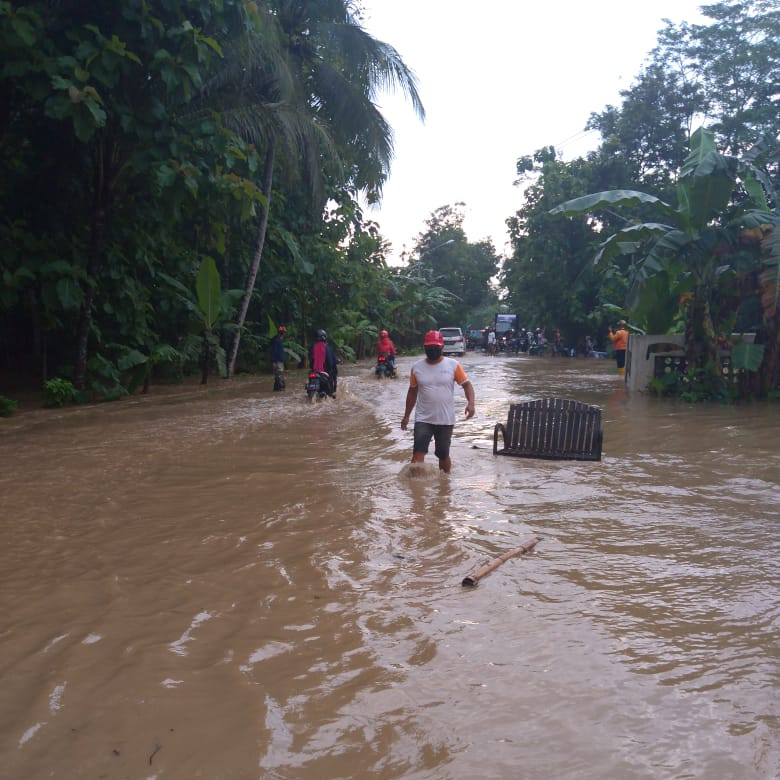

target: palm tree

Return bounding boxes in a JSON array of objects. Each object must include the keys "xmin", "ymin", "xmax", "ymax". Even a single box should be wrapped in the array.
[
  {"xmin": 222, "ymin": 0, "xmax": 425, "ymax": 376},
  {"xmin": 551, "ymin": 127, "xmax": 779, "ymax": 393}
]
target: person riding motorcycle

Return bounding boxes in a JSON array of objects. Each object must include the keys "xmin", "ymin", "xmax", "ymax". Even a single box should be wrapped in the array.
[
  {"xmin": 309, "ymin": 329, "xmax": 338, "ymax": 396},
  {"xmin": 376, "ymin": 329, "xmax": 397, "ymax": 375}
]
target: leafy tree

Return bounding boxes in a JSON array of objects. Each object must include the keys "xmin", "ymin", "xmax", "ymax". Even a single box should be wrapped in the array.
[
  {"xmin": 223, "ymin": 0, "xmax": 425, "ymax": 376},
  {"xmin": 0, "ymin": 0, "xmax": 263, "ymax": 391},
  {"xmin": 408, "ymin": 204, "xmax": 500, "ymax": 328},
  {"xmin": 551, "ymin": 127, "xmax": 779, "ymax": 398},
  {"xmin": 587, "ymin": 0, "xmax": 780, "ymax": 169},
  {"xmin": 502, "ymin": 0, "xmax": 779, "ymax": 364},
  {"xmin": 585, "ymin": 62, "xmax": 694, "ymax": 193},
  {"xmin": 672, "ymin": 0, "xmax": 780, "ymax": 155},
  {"xmin": 502, "ymin": 149, "xmax": 607, "ymax": 347}
]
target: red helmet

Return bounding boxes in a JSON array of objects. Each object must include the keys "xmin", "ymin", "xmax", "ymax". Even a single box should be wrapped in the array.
[
  {"xmin": 380, "ymin": 329, "xmax": 388, "ymax": 338},
  {"xmin": 423, "ymin": 330, "xmax": 444, "ymax": 347},
  {"xmin": 278, "ymin": 326, "xmax": 287, "ymax": 334}
]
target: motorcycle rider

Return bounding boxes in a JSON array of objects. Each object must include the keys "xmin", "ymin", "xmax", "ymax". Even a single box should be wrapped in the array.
[
  {"xmin": 376, "ymin": 329, "xmax": 397, "ymax": 375},
  {"xmin": 518, "ymin": 327, "xmax": 529, "ymax": 352},
  {"xmin": 309, "ymin": 328, "xmax": 338, "ymax": 397}
]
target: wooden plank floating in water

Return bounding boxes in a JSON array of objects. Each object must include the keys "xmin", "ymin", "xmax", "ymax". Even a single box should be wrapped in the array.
[
  {"xmin": 493, "ymin": 397, "xmax": 603, "ymax": 461},
  {"xmin": 462, "ymin": 536, "xmax": 540, "ymax": 586}
]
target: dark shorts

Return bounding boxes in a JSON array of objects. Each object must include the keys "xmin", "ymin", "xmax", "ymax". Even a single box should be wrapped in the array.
[
  {"xmin": 413, "ymin": 421, "xmax": 454, "ymax": 460},
  {"xmin": 615, "ymin": 349, "xmax": 626, "ymax": 369}
]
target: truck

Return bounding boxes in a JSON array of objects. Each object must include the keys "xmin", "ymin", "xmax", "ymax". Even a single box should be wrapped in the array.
[{"xmin": 494, "ymin": 312, "xmax": 517, "ymax": 336}]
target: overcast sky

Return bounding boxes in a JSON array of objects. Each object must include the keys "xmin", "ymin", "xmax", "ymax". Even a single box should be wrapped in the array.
[{"xmin": 360, "ymin": 0, "xmax": 706, "ymax": 263}]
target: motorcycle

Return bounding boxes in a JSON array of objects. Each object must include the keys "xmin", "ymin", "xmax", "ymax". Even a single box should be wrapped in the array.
[
  {"xmin": 305, "ymin": 370, "xmax": 332, "ymax": 402},
  {"xmin": 374, "ymin": 353, "xmax": 396, "ymax": 378}
]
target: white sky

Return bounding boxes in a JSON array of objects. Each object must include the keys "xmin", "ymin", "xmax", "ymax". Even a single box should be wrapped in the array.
[{"xmin": 360, "ymin": 0, "xmax": 706, "ymax": 263}]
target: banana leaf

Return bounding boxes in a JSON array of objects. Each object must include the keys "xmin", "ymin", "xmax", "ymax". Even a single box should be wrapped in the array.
[
  {"xmin": 731, "ymin": 342, "xmax": 765, "ymax": 372},
  {"xmin": 550, "ymin": 190, "xmax": 676, "ymax": 220},
  {"xmin": 196, "ymin": 257, "xmax": 222, "ymax": 331}
]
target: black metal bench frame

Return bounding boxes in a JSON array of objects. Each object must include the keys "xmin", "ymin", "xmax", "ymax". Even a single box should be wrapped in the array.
[{"xmin": 493, "ymin": 398, "xmax": 603, "ymax": 461}]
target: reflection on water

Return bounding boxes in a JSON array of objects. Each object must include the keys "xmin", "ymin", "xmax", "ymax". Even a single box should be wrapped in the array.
[{"xmin": 1, "ymin": 354, "xmax": 778, "ymax": 779}]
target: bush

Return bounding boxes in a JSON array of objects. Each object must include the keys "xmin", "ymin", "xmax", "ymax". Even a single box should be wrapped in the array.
[
  {"xmin": 0, "ymin": 395, "xmax": 18, "ymax": 417},
  {"xmin": 43, "ymin": 378, "xmax": 78, "ymax": 408}
]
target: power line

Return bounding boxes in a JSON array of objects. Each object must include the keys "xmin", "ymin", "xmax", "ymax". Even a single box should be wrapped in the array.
[{"xmin": 553, "ymin": 127, "xmax": 600, "ymax": 152}]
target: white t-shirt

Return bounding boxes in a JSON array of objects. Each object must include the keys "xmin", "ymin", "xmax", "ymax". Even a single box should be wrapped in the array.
[{"xmin": 410, "ymin": 357, "xmax": 469, "ymax": 425}]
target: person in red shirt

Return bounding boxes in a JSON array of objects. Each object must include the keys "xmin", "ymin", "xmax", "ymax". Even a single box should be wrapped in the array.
[
  {"xmin": 309, "ymin": 329, "xmax": 338, "ymax": 396},
  {"xmin": 376, "ymin": 329, "xmax": 396, "ymax": 374}
]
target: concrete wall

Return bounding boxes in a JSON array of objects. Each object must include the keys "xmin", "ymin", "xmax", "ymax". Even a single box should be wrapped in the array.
[
  {"xmin": 625, "ymin": 334, "xmax": 756, "ymax": 392},
  {"xmin": 625, "ymin": 335, "xmax": 685, "ymax": 392}
]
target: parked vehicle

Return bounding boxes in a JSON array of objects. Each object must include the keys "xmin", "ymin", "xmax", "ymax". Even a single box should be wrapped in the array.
[
  {"xmin": 440, "ymin": 327, "xmax": 465, "ymax": 356},
  {"xmin": 375, "ymin": 353, "xmax": 396, "ymax": 378}
]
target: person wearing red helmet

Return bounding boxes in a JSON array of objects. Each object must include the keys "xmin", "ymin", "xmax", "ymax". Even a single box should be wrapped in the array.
[
  {"xmin": 376, "ymin": 328, "xmax": 397, "ymax": 375},
  {"xmin": 400, "ymin": 330, "xmax": 475, "ymax": 473}
]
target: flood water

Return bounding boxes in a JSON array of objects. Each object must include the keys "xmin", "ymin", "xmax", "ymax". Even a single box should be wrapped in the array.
[{"xmin": 1, "ymin": 352, "xmax": 778, "ymax": 780}]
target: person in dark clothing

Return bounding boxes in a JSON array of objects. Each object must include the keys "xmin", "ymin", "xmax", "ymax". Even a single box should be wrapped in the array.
[{"xmin": 270, "ymin": 325, "xmax": 287, "ymax": 390}]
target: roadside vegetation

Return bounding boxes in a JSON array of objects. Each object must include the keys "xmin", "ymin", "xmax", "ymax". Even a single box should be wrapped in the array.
[
  {"xmin": 0, "ymin": 0, "xmax": 777, "ymax": 409},
  {"xmin": 503, "ymin": 0, "xmax": 779, "ymax": 400}
]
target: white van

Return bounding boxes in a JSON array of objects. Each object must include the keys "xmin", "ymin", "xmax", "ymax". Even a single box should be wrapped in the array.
[{"xmin": 440, "ymin": 327, "xmax": 465, "ymax": 356}]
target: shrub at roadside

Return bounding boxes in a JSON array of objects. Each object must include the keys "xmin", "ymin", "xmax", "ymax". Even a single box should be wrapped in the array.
[{"xmin": 0, "ymin": 395, "xmax": 18, "ymax": 416}]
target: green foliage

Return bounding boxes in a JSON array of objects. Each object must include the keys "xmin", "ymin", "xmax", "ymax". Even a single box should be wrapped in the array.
[
  {"xmin": 408, "ymin": 204, "xmax": 500, "ymax": 327},
  {"xmin": 552, "ymin": 127, "xmax": 778, "ymax": 398},
  {"xmin": 648, "ymin": 363, "xmax": 737, "ymax": 404},
  {"xmin": 86, "ymin": 354, "xmax": 129, "ymax": 402},
  {"xmin": 196, "ymin": 257, "xmax": 222, "ymax": 330},
  {"xmin": 503, "ymin": 152, "xmax": 607, "ymax": 345},
  {"xmin": 731, "ymin": 342, "xmax": 765, "ymax": 372},
  {"xmin": 42, "ymin": 378, "xmax": 78, "ymax": 408},
  {"xmin": 0, "ymin": 395, "xmax": 18, "ymax": 417},
  {"xmin": 2, "ymin": 0, "xmax": 777, "ymax": 402}
]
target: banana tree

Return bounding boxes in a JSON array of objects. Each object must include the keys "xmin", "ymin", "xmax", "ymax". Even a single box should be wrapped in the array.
[
  {"xmin": 161, "ymin": 257, "xmax": 237, "ymax": 384},
  {"xmin": 550, "ymin": 127, "xmax": 778, "ymax": 393}
]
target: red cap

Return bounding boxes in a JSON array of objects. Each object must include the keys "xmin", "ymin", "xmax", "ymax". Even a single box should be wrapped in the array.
[{"xmin": 423, "ymin": 330, "xmax": 444, "ymax": 347}]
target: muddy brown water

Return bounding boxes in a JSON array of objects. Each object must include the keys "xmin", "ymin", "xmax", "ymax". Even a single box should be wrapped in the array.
[{"xmin": 1, "ymin": 353, "xmax": 778, "ymax": 780}]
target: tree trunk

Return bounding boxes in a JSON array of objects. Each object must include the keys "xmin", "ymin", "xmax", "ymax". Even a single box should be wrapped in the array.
[
  {"xmin": 227, "ymin": 139, "xmax": 276, "ymax": 378},
  {"xmin": 686, "ymin": 286, "xmax": 720, "ymax": 382},
  {"xmin": 200, "ymin": 333, "xmax": 210, "ymax": 385},
  {"xmin": 74, "ymin": 144, "xmax": 111, "ymax": 392},
  {"xmin": 74, "ymin": 194, "xmax": 107, "ymax": 391},
  {"xmin": 300, "ymin": 295, "xmax": 309, "ymax": 369},
  {"xmin": 759, "ymin": 314, "xmax": 780, "ymax": 397}
]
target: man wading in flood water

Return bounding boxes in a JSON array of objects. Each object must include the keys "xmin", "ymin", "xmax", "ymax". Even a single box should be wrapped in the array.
[{"xmin": 400, "ymin": 330, "xmax": 475, "ymax": 473}]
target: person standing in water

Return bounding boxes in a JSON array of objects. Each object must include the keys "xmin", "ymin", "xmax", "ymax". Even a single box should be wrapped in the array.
[
  {"xmin": 608, "ymin": 319, "xmax": 629, "ymax": 376},
  {"xmin": 269, "ymin": 325, "xmax": 287, "ymax": 390},
  {"xmin": 400, "ymin": 330, "xmax": 475, "ymax": 474}
]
